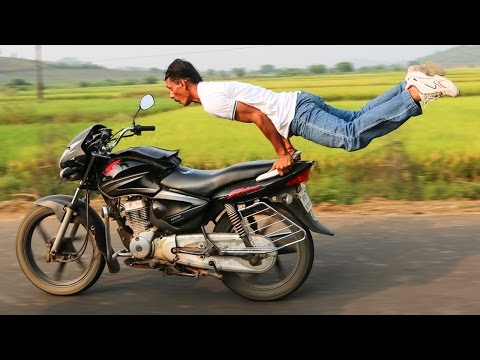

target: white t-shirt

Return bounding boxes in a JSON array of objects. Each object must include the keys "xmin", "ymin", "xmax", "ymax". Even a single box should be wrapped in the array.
[{"xmin": 197, "ymin": 81, "xmax": 299, "ymax": 139}]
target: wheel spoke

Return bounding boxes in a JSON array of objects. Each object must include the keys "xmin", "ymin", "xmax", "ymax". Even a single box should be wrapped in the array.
[
  {"xmin": 74, "ymin": 257, "xmax": 87, "ymax": 272},
  {"xmin": 274, "ymin": 257, "xmax": 287, "ymax": 279},
  {"xmin": 53, "ymin": 262, "xmax": 67, "ymax": 281},
  {"xmin": 37, "ymin": 222, "xmax": 51, "ymax": 244},
  {"xmin": 277, "ymin": 245, "xmax": 297, "ymax": 255}
]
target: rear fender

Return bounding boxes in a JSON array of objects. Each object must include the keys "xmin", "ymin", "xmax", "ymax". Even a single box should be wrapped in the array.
[
  {"xmin": 269, "ymin": 188, "xmax": 334, "ymax": 236},
  {"xmin": 284, "ymin": 198, "xmax": 334, "ymax": 236}
]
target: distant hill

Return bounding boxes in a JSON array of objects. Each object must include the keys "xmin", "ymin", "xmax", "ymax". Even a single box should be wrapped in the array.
[
  {"xmin": 0, "ymin": 57, "xmax": 165, "ymax": 85},
  {"xmin": 0, "ymin": 46, "xmax": 478, "ymax": 85},
  {"xmin": 413, "ymin": 45, "xmax": 480, "ymax": 69}
]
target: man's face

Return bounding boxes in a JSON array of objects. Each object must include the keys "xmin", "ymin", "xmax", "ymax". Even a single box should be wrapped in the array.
[{"xmin": 165, "ymin": 78, "xmax": 191, "ymax": 106}]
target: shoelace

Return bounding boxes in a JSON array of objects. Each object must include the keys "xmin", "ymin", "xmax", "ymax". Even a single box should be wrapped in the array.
[{"xmin": 423, "ymin": 91, "xmax": 442, "ymax": 106}]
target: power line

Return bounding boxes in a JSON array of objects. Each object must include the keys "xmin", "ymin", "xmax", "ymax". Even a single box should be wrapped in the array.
[
  {"xmin": 0, "ymin": 46, "xmax": 278, "ymax": 73},
  {"xmin": 85, "ymin": 45, "xmax": 276, "ymax": 64}
]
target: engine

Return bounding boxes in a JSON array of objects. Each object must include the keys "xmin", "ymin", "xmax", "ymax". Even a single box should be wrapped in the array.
[
  {"xmin": 124, "ymin": 198, "xmax": 154, "ymax": 259},
  {"xmin": 124, "ymin": 198, "xmax": 150, "ymax": 234},
  {"xmin": 129, "ymin": 231, "xmax": 155, "ymax": 259},
  {"xmin": 119, "ymin": 198, "xmax": 279, "ymax": 273}
]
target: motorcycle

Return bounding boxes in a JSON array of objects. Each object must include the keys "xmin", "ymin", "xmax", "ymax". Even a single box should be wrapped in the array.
[{"xmin": 16, "ymin": 94, "xmax": 334, "ymax": 302}]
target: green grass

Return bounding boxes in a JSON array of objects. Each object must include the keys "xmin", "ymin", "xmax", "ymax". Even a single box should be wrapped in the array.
[
  {"xmin": 0, "ymin": 69, "xmax": 479, "ymax": 203},
  {"xmin": 0, "ymin": 97, "xmax": 181, "ymax": 124}
]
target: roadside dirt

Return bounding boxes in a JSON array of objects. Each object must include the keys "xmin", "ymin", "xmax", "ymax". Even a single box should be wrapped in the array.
[
  {"xmin": 2, "ymin": 197, "xmax": 480, "ymax": 217},
  {"xmin": 311, "ymin": 197, "xmax": 480, "ymax": 216}
]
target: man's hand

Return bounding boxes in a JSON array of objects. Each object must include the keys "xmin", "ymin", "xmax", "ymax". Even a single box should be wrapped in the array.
[
  {"xmin": 272, "ymin": 153, "xmax": 294, "ymax": 176},
  {"xmin": 287, "ymin": 147, "xmax": 301, "ymax": 160}
]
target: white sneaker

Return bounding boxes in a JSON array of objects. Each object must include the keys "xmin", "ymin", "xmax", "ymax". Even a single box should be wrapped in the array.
[
  {"xmin": 405, "ymin": 70, "xmax": 428, "ymax": 82},
  {"xmin": 405, "ymin": 63, "xmax": 446, "ymax": 81},
  {"xmin": 406, "ymin": 73, "xmax": 460, "ymax": 106},
  {"xmin": 404, "ymin": 65, "xmax": 425, "ymax": 81}
]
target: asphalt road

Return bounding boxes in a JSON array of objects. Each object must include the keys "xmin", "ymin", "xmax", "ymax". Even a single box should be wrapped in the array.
[{"xmin": 2, "ymin": 211, "xmax": 480, "ymax": 315}]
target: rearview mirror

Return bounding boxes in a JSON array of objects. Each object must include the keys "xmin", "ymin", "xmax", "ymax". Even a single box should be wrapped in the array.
[{"xmin": 140, "ymin": 94, "xmax": 155, "ymax": 110}]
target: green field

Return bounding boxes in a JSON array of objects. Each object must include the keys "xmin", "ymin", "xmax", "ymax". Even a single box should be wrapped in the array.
[{"xmin": 1, "ymin": 69, "xmax": 479, "ymax": 204}]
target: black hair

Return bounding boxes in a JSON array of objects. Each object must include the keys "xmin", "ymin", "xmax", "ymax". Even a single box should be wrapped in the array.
[{"xmin": 164, "ymin": 58, "xmax": 203, "ymax": 83}]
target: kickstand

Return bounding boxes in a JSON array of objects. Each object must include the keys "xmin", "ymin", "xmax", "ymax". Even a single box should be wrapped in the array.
[{"xmin": 201, "ymin": 226, "xmax": 223, "ymax": 276}]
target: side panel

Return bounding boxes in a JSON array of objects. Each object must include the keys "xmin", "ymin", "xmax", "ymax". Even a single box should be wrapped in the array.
[
  {"xmin": 150, "ymin": 190, "xmax": 212, "ymax": 231},
  {"xmin": 98, "ymin": 159, "xmax": 163, "ymax": 197}
]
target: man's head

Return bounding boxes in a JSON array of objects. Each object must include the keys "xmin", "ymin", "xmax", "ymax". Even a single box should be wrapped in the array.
[{"xmin": 164, "ymin": 59, "xmax": 203, "ymax": 106}]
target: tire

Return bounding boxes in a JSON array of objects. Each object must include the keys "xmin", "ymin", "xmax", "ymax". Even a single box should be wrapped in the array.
[
  {"xmin": 214, "ymin": 203, "xmax": 314, "ymax": 301},
  {"xmin": 16, "ymin": 205, "xmax": 105, "ymax": 296}
]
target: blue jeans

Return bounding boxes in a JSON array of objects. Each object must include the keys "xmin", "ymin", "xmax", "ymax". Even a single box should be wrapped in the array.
[{"xmin": 289, "ymin": 82, "xmax": 422, "ymax": 151}]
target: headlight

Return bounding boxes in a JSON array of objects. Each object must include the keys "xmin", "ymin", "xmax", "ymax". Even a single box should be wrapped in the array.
[
  {"xmin": 58, "ymin": 148, "xmax": 70, "ymax": 169},
  {"xmin": 59, "ymin": 167, "xmax": 81, "ymax": 181},
  {"xmin": 58, "ymin": 139, "xmax": 84, "ymax": 169}
]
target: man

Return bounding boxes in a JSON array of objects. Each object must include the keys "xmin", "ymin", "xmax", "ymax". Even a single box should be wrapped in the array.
[{"xmin": 164, "ymin": 59, "xmax": 459, "ymax": 176}]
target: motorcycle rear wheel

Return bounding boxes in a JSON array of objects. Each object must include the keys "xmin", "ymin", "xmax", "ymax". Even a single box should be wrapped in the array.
[
  {"xmin": 16, "ymin": 206, "xmax": 105, "ymax": 296},
  {"xmin": 214, "ymin": 204, "xmax": 314, "ymax": 301}
]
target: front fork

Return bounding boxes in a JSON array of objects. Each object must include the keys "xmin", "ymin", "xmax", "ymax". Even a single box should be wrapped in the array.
[
  {"xmin": 47, "ymin": 213, "xmax": 80, "ymax": 262},
  {"xmin": 50, "ymin": 156, "xmax": 97, "ymax": 259},
  {"xmin": 49, "ymin": 198, "xmax": 116, "ymax": 268},
  {"xmin": 49, "ymin": 189, "xmax": 84, "ymax": 259}
]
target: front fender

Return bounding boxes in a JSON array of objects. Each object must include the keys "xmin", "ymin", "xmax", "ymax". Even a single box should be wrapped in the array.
[{"xmin": 35, "ymin": 195, "xmax": 120, "ymax": 273}]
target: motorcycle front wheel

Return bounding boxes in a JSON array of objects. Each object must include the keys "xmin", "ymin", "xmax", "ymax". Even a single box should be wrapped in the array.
[
  {"xmin": 214, "ymin": 203, "xmax": 314, "ymax": 301},
  {"xmin": 16, "ymin": 205, "xmax": 105, "ymax": 296}
]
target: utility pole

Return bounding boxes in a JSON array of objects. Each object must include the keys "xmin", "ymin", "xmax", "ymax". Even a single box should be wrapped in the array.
[{"xmin": 35, "ymin": 45, "xmax": 44, "ymax": 101}]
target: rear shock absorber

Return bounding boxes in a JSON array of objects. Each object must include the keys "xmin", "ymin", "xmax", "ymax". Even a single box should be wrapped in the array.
[{"xmin": 224, "ymin": 203, "xmax": 253, "ymax": 247}]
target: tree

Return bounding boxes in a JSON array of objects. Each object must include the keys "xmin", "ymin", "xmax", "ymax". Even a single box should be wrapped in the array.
[
  {"xmin": 142, "ymin": 76, "xmax": 158, "ymax": 84},
  {"xmin": 260, "ymin": 64, "xmax": 276, "ymax": 74},
  {"xmin": 278, "ymin": 68, "xmax": 307, "ymax": 76},
  {"xmin": 6, "ymin": 78, "xmax": 31, "ymax": 89},
  {"xmin": 206, "ymin": 69, "xmax": 217, "ymax": 77},
  {"xmin": 232, "ymin": 68, "xmax": 246, "ymax": 77},
  {"xmin": 308, "ymin": 64, "xmax": 327, "ymax": 74},
  {"xmin": 334, "ymin": 61, "xmax": 354, "ymax": 73}
]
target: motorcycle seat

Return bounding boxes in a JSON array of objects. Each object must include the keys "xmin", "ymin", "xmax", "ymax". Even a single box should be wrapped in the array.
[{"xmin": 160, "ymin": 160, "xmax": 274, "ymax": 197}]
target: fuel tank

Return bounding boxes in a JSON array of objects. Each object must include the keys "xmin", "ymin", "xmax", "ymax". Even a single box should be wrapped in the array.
[{"xmin": 98, "ymin": 146, "xmax": 181, "ymax": 198}]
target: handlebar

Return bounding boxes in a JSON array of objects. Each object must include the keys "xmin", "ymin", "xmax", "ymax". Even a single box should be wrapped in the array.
[
  {"xmin": 133, "ymin": 125, "xmax": 156, "ymax": 135},
  {"xmin": 138, "ymin": 125, "xmax": 156, "ymax": 131},
  {"xmin": 106, "ymin": 124, "xmax": 156, "ymax": 151}
]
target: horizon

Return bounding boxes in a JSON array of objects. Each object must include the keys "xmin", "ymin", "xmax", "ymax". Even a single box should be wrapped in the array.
[{"xmin": 0, "ymin": 45, "xmax": 459, "ymax": 71}]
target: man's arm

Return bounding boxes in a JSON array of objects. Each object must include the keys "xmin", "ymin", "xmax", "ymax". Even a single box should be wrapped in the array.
[
  {"xmin": 283, "ymin": 138, "xmax": 299, "ymax": 158},
  {"xmin": 234, "ymin": 101, "xmax": 293, "ymax": 176}
]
